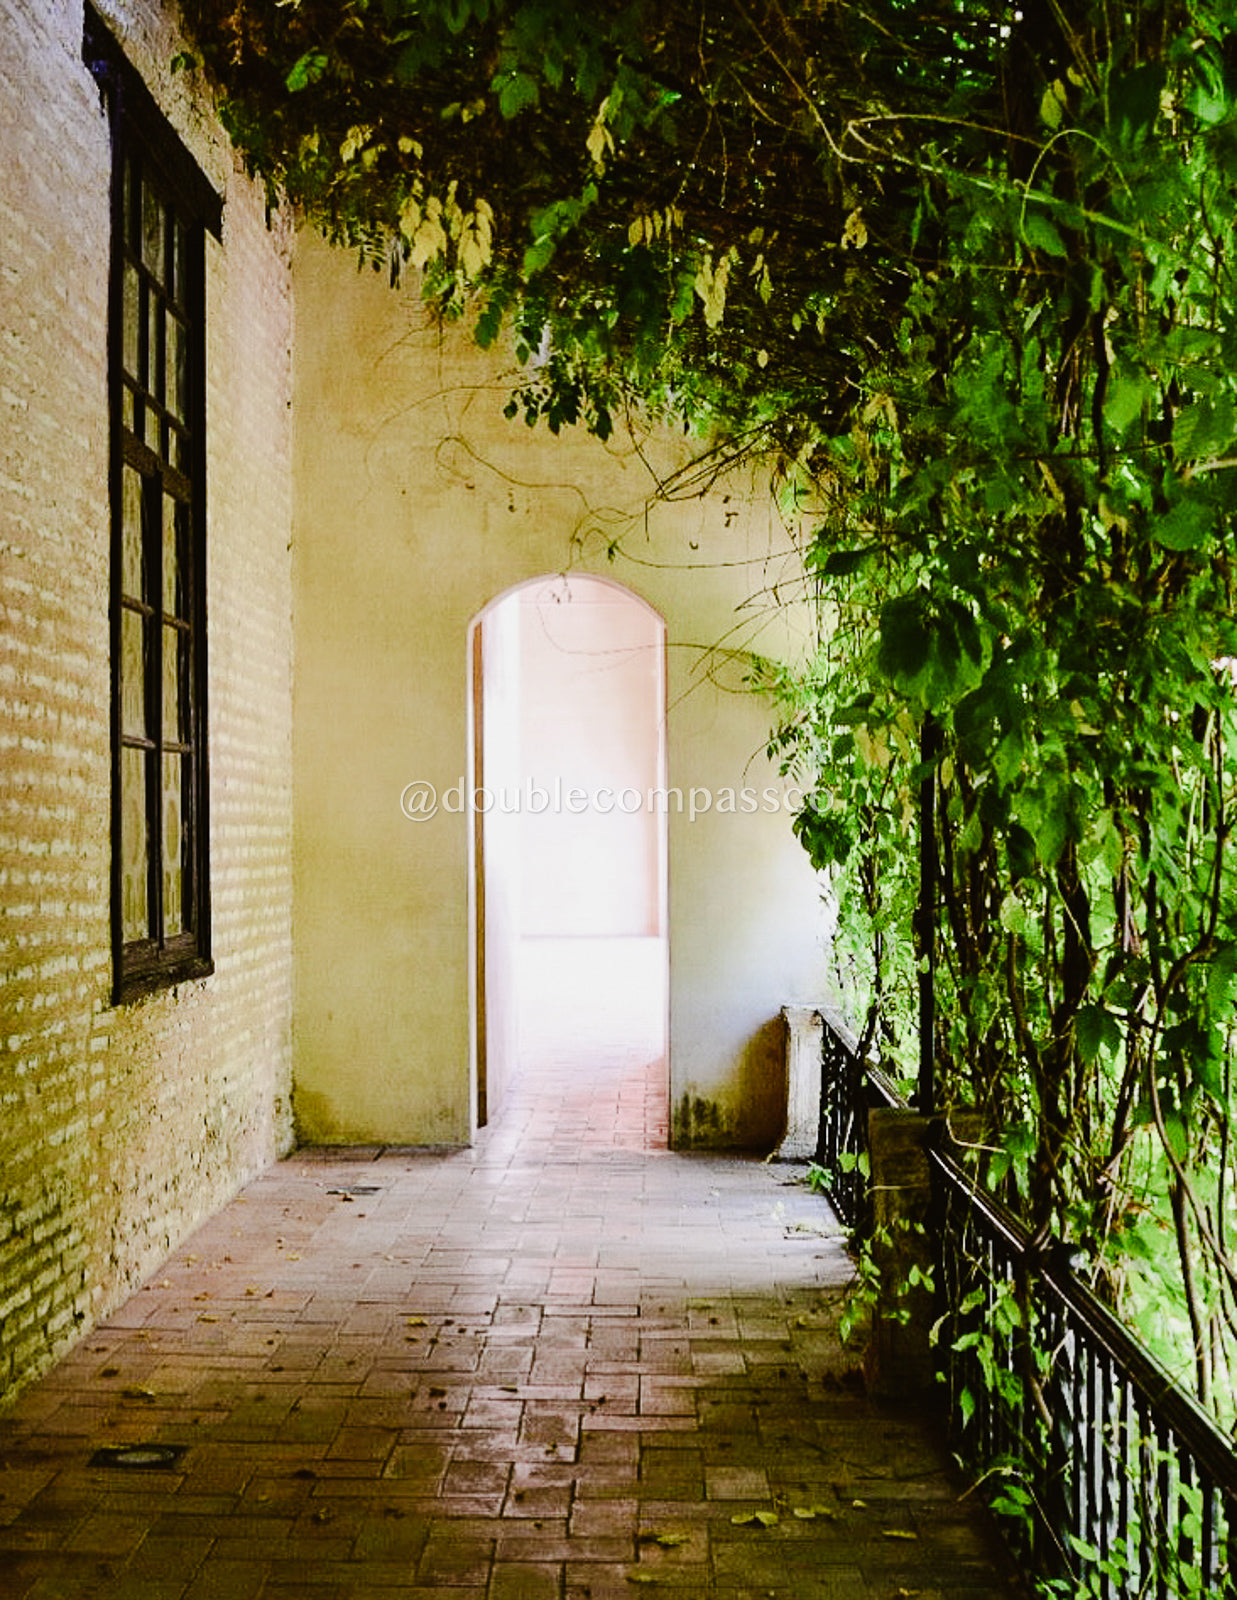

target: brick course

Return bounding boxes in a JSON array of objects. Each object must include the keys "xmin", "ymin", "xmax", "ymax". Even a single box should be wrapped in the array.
[{"xmin": 0, "ymin": 0, "xmax": 295, "ymax": 1403}]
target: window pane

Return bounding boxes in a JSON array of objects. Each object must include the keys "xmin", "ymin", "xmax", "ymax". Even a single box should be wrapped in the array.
[
  {"xmin": 163, "ymin": 624, "xmax": 183, "ymax": 742},
  {"xmin": 122, "ymin": 156, "xmax": 135, "ymax": 249},
  {"xmin": 121, "ymin": 609, "xmax": 148, "ymax": 738},
  {"xmin": 166, "ymin": 313, "xmax": 186, "ymax": 422},
  {"xmin": 162, "ymin": 493, "xmax": 182, "ymax": 615},
  {"xmin": 148, "ymin": 294, "xmax": 161, "ymax": 404},
  {"xmin": 122, "ymin": 466, "xmax": 144, "ymax": 599},
  {"xmin": 123, "ymin": 264, "xmax": 141, "ymax": 382},
  {"xmin": 170, "ymin": 427, "xmax": 188, "ymax": 473},
  {"xmin": 163, "ymin": 753, "xmax": 186, "ymax": 934},
  {"xmin": 171, "ymin": 218, "xmax": 184, "ymax": 304},
  {"xmin": 141, "ymin": 179, "xmax": 165, "ymax": 278},
  {"xmin": 121, "ymin": 746, "xmax": 150, "ymax": 942}
]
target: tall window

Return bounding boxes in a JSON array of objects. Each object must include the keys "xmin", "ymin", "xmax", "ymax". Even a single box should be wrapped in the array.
[{"xmin": 85, "ymin": 9, "xmax": 221, "ymax": 999}]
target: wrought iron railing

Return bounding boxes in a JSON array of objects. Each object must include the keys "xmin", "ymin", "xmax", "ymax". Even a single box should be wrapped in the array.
[
  {"xmin": 813, "ymin": 1005, "xmax": 902, "ymax": 1232},
  {"xmin": 817, "ymin": 1011, "xmax": 1237, "ymax": 1599}
]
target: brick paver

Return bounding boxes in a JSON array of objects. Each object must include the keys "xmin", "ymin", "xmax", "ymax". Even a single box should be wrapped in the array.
[{"xmin": 0, "ymin": 960, "xmax": 1022, "ymax": 1597}]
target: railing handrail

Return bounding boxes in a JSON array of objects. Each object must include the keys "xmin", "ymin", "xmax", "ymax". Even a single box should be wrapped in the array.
[
  {"xmin": 816, "ymin": 1003, "xmax": 866, "ymax": 1060},
  {"xmin": 929, "ymin": 1136, "xmax": 1237, "ymax": 1503},
  {"xmin": 817, "ymin": 1004, "xmax": 905, "ymax": 1110}
]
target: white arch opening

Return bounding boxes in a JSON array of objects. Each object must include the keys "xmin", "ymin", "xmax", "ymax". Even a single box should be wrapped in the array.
[{"xmin": 469, "ymin": 574, "xmax": 669, "ymax": 1143}]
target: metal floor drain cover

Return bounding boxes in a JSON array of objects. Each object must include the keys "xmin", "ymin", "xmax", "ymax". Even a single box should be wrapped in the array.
[
  {"xmin": 328, "ymin": 1185, "xmax": 383, "ymax": 1196},
  {"xmin": 90, "ymin": 1444, "xmax": 186, "ymax": 1470}
]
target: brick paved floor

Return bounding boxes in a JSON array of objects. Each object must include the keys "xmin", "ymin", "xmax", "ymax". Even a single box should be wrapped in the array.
[{"xmin": 0, "ymin": 966, "xmax": 1023, "ymax": 1598}]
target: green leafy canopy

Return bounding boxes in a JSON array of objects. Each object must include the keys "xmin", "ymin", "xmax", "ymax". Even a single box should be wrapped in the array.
[{"xmin": 181, "ymin": 0, "xmax": 1237, "ymax": 1458}]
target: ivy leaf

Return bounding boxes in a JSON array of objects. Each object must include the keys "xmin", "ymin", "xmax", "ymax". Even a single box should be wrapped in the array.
[
  {"xmin": 1185, "ymin": 60, "xmax": 1229, "ymax": 126},
  {"xmin": 495, "ymin": 70, "xmax": 540, "ymax": 118},
  {"xmin": 1075, "ymin": 1004, "xmax": 1121, "ymax": 1065},
  {"xmin": 1162, "ymin": 1110, "xmax": 1189, "ymax": 1164},
  {"xmin": 1173, "ymin": 397, "xmax": 1236, "ymax": 463},
  {"xmin": 1022, "ymin": 210, "xmax": 1067, "ymax": 257},
  {"xmin": 1013, "ymin": 765, "xmax": 1071, "ymax": 867},
  {"xmin": 1104, "ymin": 367, "xmax": 1150, "ymax": 432},
  {"xmin": 993, "ymin": 729, "xmax": 1025, "ymax": 788},
  {"xmin": 1154, "ymin": 500, "xmax": 1213, "ymax": 552},
  {"xmin": 877, "ymin": 594, "xmax": 932, "ymax": 687},
  {"xmin": 1039, "ymin": 79, "xmax": 1068, "ymax": 130},
  {"xmin": 819, "ymin": 546, "xmax": 875, "ymax": 578},
  {"xmin": 1206, "ymin": 944, "xmax": 1237, "ymax": 1012},
  {"xmin": 1109, "ymin": 63, "xmax": 1165, "ymax": 143},
  {"xmin": 286, "ymin": 51, "xmax": 328, "ymax": 92},
  {"xmin": 998, "ymin": 892, "xmax": 1026, "ymax": 936},
  {"xmin": 694, "ymin": 250, "xmax": 733, "ymax": 329},
  {"xmin": 475, "ymin": 296, "xmax": 505, "ymax": 350},
  {"xmin": 443, "ymin": 0, "xmax": 480, "ymax": 34}
]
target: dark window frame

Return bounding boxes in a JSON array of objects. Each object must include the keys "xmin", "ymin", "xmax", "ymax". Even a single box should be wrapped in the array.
[{"xmin": 85, "ymin": 8, "xmax": 221, "ymax": 1001}]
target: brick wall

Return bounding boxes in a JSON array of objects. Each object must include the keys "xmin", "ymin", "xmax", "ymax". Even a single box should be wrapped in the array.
[{"xmin": 0, "ymin": 0, "xmax": 295, "ymax": 1403}]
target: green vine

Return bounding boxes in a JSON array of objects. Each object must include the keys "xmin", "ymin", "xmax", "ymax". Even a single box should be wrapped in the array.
[{"xmin": 178, "ymin": 0, "xmax": 1237, "ymax": 1435}]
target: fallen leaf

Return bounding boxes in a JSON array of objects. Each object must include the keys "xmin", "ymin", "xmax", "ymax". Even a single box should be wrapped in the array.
[
  {"xmin": 198, "ymin": 1314, "xmax": 219, "ymax": 1323},
  {"xmin": 730, "ymin": 1511, "xmax": 779, "ymax": 1527},
  {"xmin": 639, "ymin": 1532, "xmax": 689, "ymax": 1548},
  {"xmin": 852, "ymin": 1498, "xmax": 867, "ymax": 1509},
  {"xmin": 406, "ymin": 1316, "xmax": 428, "ymax": 1326},
  {"xmin": 121, "ymin": 1387, "xmax": 155, "ymax": 1400},
  {"xmin": 883, "ymin": 1529, "xmax": 918, "ymax": 1541},
  {"xmin": 792, "ymin": 1506, "xmax": 838, "ymax": 1521},
  {"xmin": 626, "ymin": 1575, "xmax": 658, "ymax": 1586}
]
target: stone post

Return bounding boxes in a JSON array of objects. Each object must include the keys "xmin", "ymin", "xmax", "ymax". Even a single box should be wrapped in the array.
[
  {"xmin": 864, "ymin": 1107, "xmax": 937, "ymax": 1398},
  {"xmin": 776, "ymin": 1005, "xmax": 825, "ymax": 1161}
]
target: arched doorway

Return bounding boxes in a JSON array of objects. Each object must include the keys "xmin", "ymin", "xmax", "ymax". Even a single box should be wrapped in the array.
[{"xmin": 469, "ymin": 575, "xmax": 669, "ymax": 1144}]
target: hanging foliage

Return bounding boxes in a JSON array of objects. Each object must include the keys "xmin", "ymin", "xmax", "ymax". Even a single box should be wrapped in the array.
[{"xmin": 179, "ymin": 0, "xmax": 1237, "ymax": 1422}]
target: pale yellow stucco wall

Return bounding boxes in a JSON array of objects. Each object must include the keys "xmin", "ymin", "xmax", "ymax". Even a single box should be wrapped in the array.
[{"xmin": 291, "ymin": 234, "xmax": 831, "ymax": 1148}]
